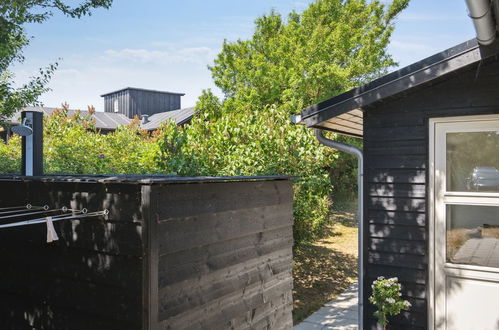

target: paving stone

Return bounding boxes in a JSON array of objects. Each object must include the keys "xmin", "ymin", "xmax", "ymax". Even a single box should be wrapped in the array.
[
  {"xmin": 314, "ymin": 306, "xmax": 358, "ymax": 319},
  {"xmin": 322, "ymin": 324, "xmax": 358, "ymax": 330},
  {"xmin": 324, "ymin": 296, "xmax": 358, "ymax": 310},
  {"xmin": 304, "ymin": 307, "xmax": 357, "ymax": 325},
  {"xmin": 294, "ymin": 282, "xmax": 359, "ymax": 330},
  {"xmin": 293, "ymin": 321, "xmax": 324, "ymax": 330},
  {"xmin": 319, "ymin": 316, "xmax": 358, "ymax": 328}
]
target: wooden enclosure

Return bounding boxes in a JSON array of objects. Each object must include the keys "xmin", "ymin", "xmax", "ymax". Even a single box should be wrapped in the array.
[{"xmin": 0, "ymin": 175, "xmax": 294, "ymax": 330}]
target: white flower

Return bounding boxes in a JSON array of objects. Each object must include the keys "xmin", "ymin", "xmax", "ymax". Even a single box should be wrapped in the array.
[
  {"xmin": 386, "ymin": 298, "xmax": 395, "ymax": 304},
  {"xmin": 404, "ymin": 300, "xmax": 412, "ymax": 308}
]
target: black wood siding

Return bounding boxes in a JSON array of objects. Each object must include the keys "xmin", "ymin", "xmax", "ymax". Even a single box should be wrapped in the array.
[
  {"xmin": 0, "ymin": 176, "xmax": 293, "ymax": 330},
  {"xmin": 0, "ymin": 180, "xmax": 146, "ymax": 329},
  {"xmin": 152, "ymin": 180, "xmax": 294, "ymax": 329},
  {"xmin": 103, "ymin": 89, "xmax": 182, "ymax": 118},
  {"xmin": 363, "ymin": 57, "xmax": 499, "ymax": 329}
]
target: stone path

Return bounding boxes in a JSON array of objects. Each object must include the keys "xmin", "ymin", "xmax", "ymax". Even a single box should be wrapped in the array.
[{"xmin": 294, "ymin": 282, "xmax": 358, "ymax": 330}]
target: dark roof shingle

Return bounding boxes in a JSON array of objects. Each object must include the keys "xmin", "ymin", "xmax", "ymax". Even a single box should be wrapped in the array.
[{"xmin": 9, "ymin": 106, "xmax": 195, "ymax": 131}]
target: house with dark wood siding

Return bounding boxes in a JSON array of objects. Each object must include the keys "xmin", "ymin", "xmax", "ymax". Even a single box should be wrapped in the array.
[
  {"xmin": 3, "ymin": 87, "xmax": 194, "ymax": 140},
  {"xmin": 296, "ymin": 37, "xmax": 499, "ymax": 329}
]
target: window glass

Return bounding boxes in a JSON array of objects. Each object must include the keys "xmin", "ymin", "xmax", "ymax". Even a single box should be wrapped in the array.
[
  {"xmin": 446, "ymin": 131, "xmax": 499, "ymax": 192},
  {"xmin": 447, "ymin": 204, "xmax": 499, "ymax": 267}
]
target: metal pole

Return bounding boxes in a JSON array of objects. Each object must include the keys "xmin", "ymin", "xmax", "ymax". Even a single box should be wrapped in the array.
[
  {"xmin": 315, "ymin": 129, "xmax": 364, "ymax": 330},
  {"xmin": 19, "ymin": 111, "xmax": 43, "ymax": 176}
]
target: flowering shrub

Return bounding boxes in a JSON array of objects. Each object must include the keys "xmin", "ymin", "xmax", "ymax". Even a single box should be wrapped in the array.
[
  {"xmin": 0, "ymin": 105, "xmax": 339, "ymax": 244},
  {"xmin": 369, "ymin": 276, "xmax": 411, "ymax": 329}
]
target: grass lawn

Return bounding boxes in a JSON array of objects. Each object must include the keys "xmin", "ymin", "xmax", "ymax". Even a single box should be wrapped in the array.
[{"xmin": 292, "ymin": 201, "xmax": 359, "ymax": 324}]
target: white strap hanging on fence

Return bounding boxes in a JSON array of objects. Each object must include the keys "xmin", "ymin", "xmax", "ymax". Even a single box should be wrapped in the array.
[{"xmin": 46, "ymin": 216, "xmax": 59, "ymax": 243}]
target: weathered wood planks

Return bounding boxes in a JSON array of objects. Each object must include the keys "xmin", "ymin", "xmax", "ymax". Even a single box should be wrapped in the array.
[{"xmin": 0, "ymin": 176, "xmax": 294, "ymax": 330}]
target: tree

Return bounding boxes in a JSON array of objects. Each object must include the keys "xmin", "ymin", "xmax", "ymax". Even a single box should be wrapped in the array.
[
  {"xmin": 210, "ymin": 0, "xmax": 409, "ymax": 114},
  {"xmin": 0, "ymin": 0, "xmax": 112, "ymax": 122},
  {"xmin": 183, "ymin": 0, "xmax": 410, "ymax": 242}
]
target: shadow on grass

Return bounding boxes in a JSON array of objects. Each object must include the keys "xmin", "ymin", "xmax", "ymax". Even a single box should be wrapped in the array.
[{"xmin": 292, "ymin": 203, "xmax": 358, "ymax": 324}]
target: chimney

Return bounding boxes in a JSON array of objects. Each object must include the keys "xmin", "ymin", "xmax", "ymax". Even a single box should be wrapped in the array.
[{"xmin": 141, "ymin": 114, "xmax": 150, "ymax": 124}]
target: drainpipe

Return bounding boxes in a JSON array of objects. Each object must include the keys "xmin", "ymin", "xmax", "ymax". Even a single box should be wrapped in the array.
[
  {"xmin": 315, "ymin": 129, "xmax": 364, "ymax": 330},
  {"xmin": 465, "ymin": 0, "xmax": 496, "ymax": 45}
]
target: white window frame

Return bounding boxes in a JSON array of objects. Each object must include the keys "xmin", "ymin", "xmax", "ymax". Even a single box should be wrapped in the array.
[{"xmin": 429, "ymin": 114, "xmax": 499, "ymax": 330}]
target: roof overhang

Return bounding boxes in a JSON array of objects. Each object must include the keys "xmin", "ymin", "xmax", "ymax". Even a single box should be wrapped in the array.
[
  {"xmin": 298, "ymin": 38, "xmax": 499, "ymax": 138},
  {"xmin": 100, "ymin": 87, "xmax": 185, "ymax": 97}
]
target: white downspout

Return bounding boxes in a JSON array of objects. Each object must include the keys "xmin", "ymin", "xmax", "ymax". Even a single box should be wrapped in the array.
[
  {"xmin": 465, "ymin": 0, "xmax": 497, "ymax": 45},
  {"xmin": 315, "ymin": 129, "xmax": 364, "ymax": 330}
]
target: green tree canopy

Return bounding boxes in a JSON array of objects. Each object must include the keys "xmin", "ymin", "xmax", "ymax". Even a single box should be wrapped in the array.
[
  {"xmin": 210, "ymin": 0, "xmax": 409, "ymax": 115},
  {"xmin": 0, "ymin": 0, "xmax": 112, "ymax": 122},
  {"xmin": 173, "ymin": 0, "xmax": 410, "ymax": 242}
]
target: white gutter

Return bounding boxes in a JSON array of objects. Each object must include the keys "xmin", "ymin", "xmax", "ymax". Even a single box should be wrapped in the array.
[
  {"xmin": 465, "ymin": 0, "xmax": 497, "ymax": 45},
  {"xmin": 315, "ymin": 129, "xmax": 364, "ymax": 330}
]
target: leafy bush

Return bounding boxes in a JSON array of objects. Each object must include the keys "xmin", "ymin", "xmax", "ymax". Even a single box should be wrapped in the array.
[
  {"xmin": 42, "ymin": 105, "xmax": 161, "ymax": 175},
  {"xmin": 0, "ymin": 133, "xmax": 20, "ymax": 173},
  {"xmin": 369, "ymin": 276, "xmax": 411, "ymax": 329}
]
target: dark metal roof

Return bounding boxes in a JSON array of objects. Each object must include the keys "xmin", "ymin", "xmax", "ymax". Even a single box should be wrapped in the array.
[
  {"xmin": 9, "ymin": 106, "xmax": 195, "ymax": 131},
  {"xmin": 298, "ymin": 38, "xmax": 499, "ymax": 138},
  {"xmin": 141, "ymin": 107, "xmax": 194, "ymax": 130},
  {"xmin": 11, "ymin": 107, "xmax": 131, "ymax": 130},
  {"xmin": 100, "ymin": 87, "xmax": 185, "ymax": 97}
]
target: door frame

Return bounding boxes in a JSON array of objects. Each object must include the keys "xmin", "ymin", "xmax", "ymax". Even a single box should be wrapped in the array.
[{"xmin": 428, "ymin": 114, "xmax": 499, "ymax": 330}]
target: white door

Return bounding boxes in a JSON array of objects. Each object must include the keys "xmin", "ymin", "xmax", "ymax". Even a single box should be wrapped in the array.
[{"xmin": 430, "ymin": 115, "xmax": 499, "ymax": 330}]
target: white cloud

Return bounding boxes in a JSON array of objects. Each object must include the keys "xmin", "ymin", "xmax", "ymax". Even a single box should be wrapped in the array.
[
  {"xmin": 29, "ymin": 46, "xmax": 223, "ymax": 111},
  {"xmin": 103, "ymin": 46, "xmax": 218, "ymax": 65},
  {"xmin": 104, "ymin": 48, "xmax": 171, "ymax": 63}
]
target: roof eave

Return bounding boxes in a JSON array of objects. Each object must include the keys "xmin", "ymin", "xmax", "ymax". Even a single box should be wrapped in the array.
[
  {"xmin": 100, "ymin": 87, "xmax": 186, "ymax": 97},
  {"xmin": 299, "ymin": 38, "xmax": 499, "ymax": 137}
]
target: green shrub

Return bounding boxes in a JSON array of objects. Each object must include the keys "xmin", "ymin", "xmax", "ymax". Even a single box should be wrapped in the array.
[{"xmin": 0, "ymin": 133, "xmax": 20, "ymax": 173}]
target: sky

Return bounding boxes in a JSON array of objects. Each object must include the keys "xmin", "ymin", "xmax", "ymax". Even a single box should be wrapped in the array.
[{"xmin": 11, "ymin": 0, "xmax": 475, "ymax": 111}]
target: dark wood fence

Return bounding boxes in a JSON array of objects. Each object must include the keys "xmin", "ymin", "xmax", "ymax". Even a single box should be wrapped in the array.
[{"xmin": 0, "ymin": 175, "xmax": 294, "ymax": 330}]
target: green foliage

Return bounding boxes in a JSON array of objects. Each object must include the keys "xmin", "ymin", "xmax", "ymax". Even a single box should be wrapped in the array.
[
  {"xmin": 42, "ymin": 105, "xmax": 160, "ymax": 174},
  {"xmin": 0, "ymin": 132, "xmax": 20, "ymax": 173},
  {"xmin": 210, "ymin": 0, "xmax": 409, "ymax": 112},
  {"xmin": 0, "ymin": 0, "xmax": 112, "ymax": 121},
  {"xmin": 0, "ymin": 0, "xmax": 409, "ymax": 244},
  {"xmin": 154, "ymin": 96, "xmax": 338, "ymax": 242},
  {"xmin": 193, "ymin": 0, "xmax": 408, "ymax": 242}
]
